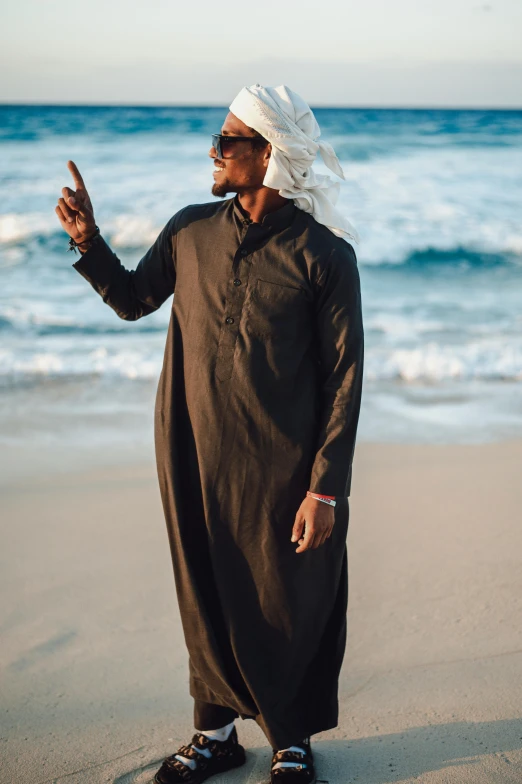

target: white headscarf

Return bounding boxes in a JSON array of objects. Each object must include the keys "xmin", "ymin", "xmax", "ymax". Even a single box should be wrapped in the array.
[{"xmin": 229, "ymin": 83, "xmax": 360, "ymax": 244}]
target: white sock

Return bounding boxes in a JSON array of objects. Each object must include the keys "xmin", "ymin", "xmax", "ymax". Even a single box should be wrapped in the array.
[
  {"xmin": 175, "ymin": 721, "xmax": 236, "ymax": 770},
  {"xmin": 272, "ymin": 742, "xmax": 308, "ymax": 771},
  {"xmin": 198, "ymin": 720, "xmax": 235, "ymax": 742}
]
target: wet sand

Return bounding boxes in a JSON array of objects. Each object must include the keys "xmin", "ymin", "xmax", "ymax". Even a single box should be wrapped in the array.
[{"xmin": 1, "ymin": 440, "xmax": 521, "ymax": 783}]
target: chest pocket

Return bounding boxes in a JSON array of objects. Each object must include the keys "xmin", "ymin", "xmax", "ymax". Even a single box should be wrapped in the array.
[{"xmin": 245, "ymin": 278, "xmax": 309, "ymax": 340}]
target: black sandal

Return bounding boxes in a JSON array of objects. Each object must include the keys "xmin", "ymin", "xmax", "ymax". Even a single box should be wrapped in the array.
[
  {"xmin": 154, "ymin": 725, "xmax": 246, "ymax": 783},
  {"xmin": 270, "ymin": 737, "xmax": 316, "ymax": 783}
]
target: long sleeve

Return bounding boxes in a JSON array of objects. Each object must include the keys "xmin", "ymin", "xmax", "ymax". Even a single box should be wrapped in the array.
[
  {"xmin": 308, "ymin": 242, "xmax": 364, "ymax": 498},
  {"xmin": 71, "ymin": 211, "xmax": 181, "ymax": 321}
]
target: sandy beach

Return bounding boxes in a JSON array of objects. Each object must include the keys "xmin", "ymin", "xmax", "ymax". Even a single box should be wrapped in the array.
[{"xmin": 1, "ymin": 439, "xmax": 521, "ymax": 784}]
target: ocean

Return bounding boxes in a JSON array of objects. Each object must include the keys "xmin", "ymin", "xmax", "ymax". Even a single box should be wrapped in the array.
[{"xmin": 1, "ymin": 104, "xmax": 521, "ymax": 462}]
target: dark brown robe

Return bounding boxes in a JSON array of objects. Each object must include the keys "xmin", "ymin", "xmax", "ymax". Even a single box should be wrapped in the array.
[{"xmin": 72, "ymin": 194, "xmax": 364, "ymax": 749}]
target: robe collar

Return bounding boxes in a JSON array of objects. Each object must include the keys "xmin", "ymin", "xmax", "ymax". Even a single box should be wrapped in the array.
[{"xmin": 231, "ymin": 193, "xmax": 296, "ymax": 232}]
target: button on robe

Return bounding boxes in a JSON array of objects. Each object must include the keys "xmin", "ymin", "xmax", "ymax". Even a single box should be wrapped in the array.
[{"xmin": 71, "ymin": 194, "xmax": 364, "ymax": 749}]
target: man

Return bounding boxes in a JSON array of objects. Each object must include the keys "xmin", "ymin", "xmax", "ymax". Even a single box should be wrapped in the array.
[{"xmin": 55, "ymin": 83, "xmax": 364, "ymax": 784}]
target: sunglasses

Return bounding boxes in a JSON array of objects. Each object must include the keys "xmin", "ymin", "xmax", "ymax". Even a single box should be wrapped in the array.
[{"xmin": 211, "ymin": 133, "xmax": 261, "ymax": 159}]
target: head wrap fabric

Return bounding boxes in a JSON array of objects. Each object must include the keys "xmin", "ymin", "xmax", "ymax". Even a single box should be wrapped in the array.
[{"xmin": 229, "ymin": 83, "xmax": 360, "ymax": 244}]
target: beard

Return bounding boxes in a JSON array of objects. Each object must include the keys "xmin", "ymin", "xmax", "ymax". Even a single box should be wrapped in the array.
[{"xmin": 211, "ymin": 176, "xmax": 235, "ymax": 198}]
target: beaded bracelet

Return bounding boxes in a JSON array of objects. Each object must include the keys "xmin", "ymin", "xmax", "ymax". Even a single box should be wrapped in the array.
[{"xmin": 68, "ymin": 225, "xmax": 101, "ymax": 254}]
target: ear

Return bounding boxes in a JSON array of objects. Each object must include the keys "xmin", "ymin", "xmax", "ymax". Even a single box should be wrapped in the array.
[{"xmin": 263, "ymin": 142, "xmax": 272, "ymax": 166}]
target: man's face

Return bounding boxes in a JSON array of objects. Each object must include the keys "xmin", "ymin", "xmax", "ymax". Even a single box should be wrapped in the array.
[{"xmin": 209, "ymin": 112, "xmax": 270, "ymax": 198}]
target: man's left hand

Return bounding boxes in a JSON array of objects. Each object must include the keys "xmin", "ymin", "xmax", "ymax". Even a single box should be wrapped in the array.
[{"xmin": 291, "ymin": 497, "xmax": 335, "ymax": 553}]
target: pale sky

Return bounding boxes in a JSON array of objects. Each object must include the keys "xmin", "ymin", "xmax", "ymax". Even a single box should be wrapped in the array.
[{"xmin": 1, "ymin": 0, "xmax": 521, "ymax": 107}]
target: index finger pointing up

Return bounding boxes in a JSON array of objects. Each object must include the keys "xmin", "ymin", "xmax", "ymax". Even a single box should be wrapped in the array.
[{"xmin": 67, "ymin": 159, "xmax": 86, "ymax": 190}]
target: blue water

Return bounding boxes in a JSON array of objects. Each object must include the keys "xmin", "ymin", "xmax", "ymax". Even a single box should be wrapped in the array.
[{"xmin": 1, "ymin": 104, "xmax": 522, "ymax": 449}]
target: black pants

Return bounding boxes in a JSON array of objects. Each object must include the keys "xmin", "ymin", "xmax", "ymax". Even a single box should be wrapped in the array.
[
  {"xmin": 193, "ymin": 699, "xmax": 306, "ymax": 748},
  {"xmin": 193, "ymin": 699, "xmax": 239, "ymax": 731}
]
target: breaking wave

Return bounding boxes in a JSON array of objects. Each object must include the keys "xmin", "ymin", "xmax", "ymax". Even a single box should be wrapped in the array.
[{"xmin": 1, "ymin": 212, "xmax": 521, "ymax": 270}]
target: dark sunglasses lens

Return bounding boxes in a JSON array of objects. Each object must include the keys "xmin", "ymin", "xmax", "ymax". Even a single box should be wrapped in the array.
[
  {"xmin": 220, "ymin": 137, "xmax": 236, "ymax": 158},
  {"xmin": 212, "ymin": 135, "xmax": 221, "ymax": 157},
  {"xmin": 212, "ymin": 135, "xmax": 250, "ymax": 158}
]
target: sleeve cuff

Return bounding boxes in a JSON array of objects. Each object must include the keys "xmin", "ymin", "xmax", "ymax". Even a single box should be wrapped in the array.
[
  {"xmin": 308, "ymin": 462, "xmax": 353, "ymax": 498},
  {"xmin": 71, "ymin": 235, "xmax": 120, "ymax": 290}
]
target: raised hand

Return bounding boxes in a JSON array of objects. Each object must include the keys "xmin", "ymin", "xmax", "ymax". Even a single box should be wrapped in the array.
[{"xmin": 55, "ymin": 160, "xmax": 97, "ymax": 243}]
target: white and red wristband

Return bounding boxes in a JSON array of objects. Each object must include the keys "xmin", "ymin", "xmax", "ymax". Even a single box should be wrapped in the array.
[{"xmin": 306, "ymin": 491, "xmax": 336, "ymax": 507}]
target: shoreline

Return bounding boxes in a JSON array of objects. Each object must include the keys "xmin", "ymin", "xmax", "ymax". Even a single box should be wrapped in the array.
[{"xmin": 3, "ymin": 433, "xmax": 522, "ymax": 488}]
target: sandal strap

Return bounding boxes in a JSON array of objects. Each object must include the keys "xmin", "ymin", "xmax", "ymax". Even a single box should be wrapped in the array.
[
  {"xmin": 164, "ymin": 738, "xmax": 212, "ymax": 774},
  {"xmin": 193, "ymin": 732, "xmax": 214, "ymax": 747},
  {"xmin": 164, "ymin": 752, "xmax": 201, "ymax": 780},
  {"xmin": 270, "ymin": 741, "xmax": 314, "ymax": 779},
  {"xmin": 272, "ymin": 750, "xmax": 309, "ymax": 765}
]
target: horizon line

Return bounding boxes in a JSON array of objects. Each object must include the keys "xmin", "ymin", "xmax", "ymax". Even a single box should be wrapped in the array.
[{"xmin": 1, "ymin": 101, "xmax": 522, "ymax": 112}]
